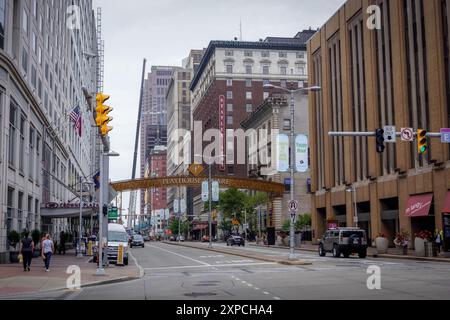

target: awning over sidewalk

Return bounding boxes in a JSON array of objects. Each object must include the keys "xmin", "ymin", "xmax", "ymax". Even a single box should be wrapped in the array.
[
  {"xmin": 443, "ymin": 191, "xmax": 450, "ymax": 213},
  {"xmin": 40, "ymin": 207, "xmax": 95, "ymax": 219},
  {"xmin": 192, "ymin": 225, "xmax": 208, "ymax": 232},
  {"xmin": 405, "ymin": 194, "xmax": 433, "ymax": 217}
]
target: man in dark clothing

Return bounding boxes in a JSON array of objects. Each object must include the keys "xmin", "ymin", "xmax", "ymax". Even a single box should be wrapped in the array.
[
  {"xmin": 59, "ymin": 231, "xmax": 66, "ymax": 255},
  {"xmin": 19, "ymin": 231, "xmax": 34, "ymax": 272}
]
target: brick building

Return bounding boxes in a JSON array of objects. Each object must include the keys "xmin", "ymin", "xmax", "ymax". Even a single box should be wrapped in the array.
[{"xmin": 308, "ymin": 0, "xmax": 450, "ymax": 250}]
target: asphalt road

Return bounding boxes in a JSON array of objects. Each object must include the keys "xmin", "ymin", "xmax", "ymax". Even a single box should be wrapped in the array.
[{"xmin": 13, "ymin": 242, "xmax": 450, "ymax": 300}]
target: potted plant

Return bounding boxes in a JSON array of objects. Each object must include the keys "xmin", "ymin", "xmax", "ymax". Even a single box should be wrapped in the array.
[
  {"xmin": 414, "ymin": 230, "xmax": 433, "ymax": 257},
  {"xmin": 394, "ymin": 230, "xmax": 409, "ymax": 255},
  {"xmin": 31, "ymin": 230, "xmax": 42, "ymax": 258},
  {"xmin": 375, "ymin": 233, "xmax": 389, "ymax": 254},
  {"xmin": 7, "ymin": 230, "xmax": 21, "ymax": 263}
]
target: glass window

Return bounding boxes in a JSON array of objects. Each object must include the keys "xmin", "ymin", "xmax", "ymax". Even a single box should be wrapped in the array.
[
  {"xmin": 297, "ymin": 52, "xmax": 305, "ymax": 59},
  {"xmin": 22, "ymin": 49, "xmax": 28, "ymax": 74},
  {"xmin": 29, "ymin": 126, "xmax": 35, "ymax": 180},
  {"xmin": 22, "ymin": 8, "xmax": 28, "ymax": 34},
  {"xmin": 279, "ymin": 52, "xmax": 287, "ymax": 58},
  {"xmin": 283, "ymin": 119, "xmax": 291, "ymax": 130},
  {"xmin": 227, "ymin": 104, "xmax": 233, "ymax": 112},
  {"xmin": 263, "ymin": 65, "xmax": 269, "ymax": 75},
  {"xmin": 246, "ymin": 79, "xmax": 252, "ymax": 87},
  {"xmin": 245, "ymin": 65, "xmax": 252, "ymax": 74},
  {"xmin": 227, "ymin": 91, "xmax": 233, "ymax": 99},
  {"xmin": 246, "ymin": 104, "xmax": 253, "ymax": 113},
  {"xmin": 226, "ymin": 64, "xmax": 233, "ymax": 74},
  {"xmin": 226, "ymin": 79, "xmax": 233, "ymax": 87},
  {"xmin": 9, "ymin": 101, "xmax": 17, "ymax": 167},
  {"xmin": 19, "ymin": 115, "xmax": 25, "ymax": 174},
  {"xmin": 280, "ymin": 66, "xmax": 287, "ymax": 75},
  {"xmin": 225, "ymin": 50, "xmax": 234, "ymax": 57},
  {"xmin": 227, "ymin": 115, "xmax": 233, "ymax": 125},
  {"xmin": 261, "ymin": 51, "xmax": 270, "ymax": 58},
  {"xmin": 244, "ymin": 51, "xmax": 253, "ymax": 57},
  {"xmin": 281, "ymin": 80, "xmax": 287, "ymax": 88},
  {"xmin": 263, "ymin": 92, "xmax": 270, "ymax": 100},
  {"xmin": 0, "ymin": 0, "xmax": 5, "ymax": 49},
  {"xmin": 246, "ymin": 92, "xmax": 252, "ymax": 100}
]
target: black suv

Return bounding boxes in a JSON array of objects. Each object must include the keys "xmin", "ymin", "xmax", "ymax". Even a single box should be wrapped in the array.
[
  {"xmin": 319, "ymin": 228, "xmax": 368, "ymax": 259},
  {"xmin": 226, "ymin": 235, "xmax": 245, "ymax": 247}
]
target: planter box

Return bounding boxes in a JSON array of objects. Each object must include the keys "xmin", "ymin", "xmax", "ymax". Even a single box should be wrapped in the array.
[
  {"xmin": 375, "ymin": 237, "xmax": 389, "ymax": 254},
  {"xmin": 395, "ymin": 245, "xmax": 408, "ymax": 255},
  {"xmin": 414, "ymin": 238, "xmax": 428, "ymax": 257}
]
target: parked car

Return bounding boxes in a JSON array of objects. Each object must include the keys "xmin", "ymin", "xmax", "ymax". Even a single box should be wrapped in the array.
[
  {"xmin": 93, "ymin": 223, "xmax": 129, "ymax": 265},
  {"xmin": 201, "ymin": 235, "xmax": 209, "ymax": 242},
  {"xmin": 143, "ymin": 235, "xmax": 151, "ymax": 242},
  {"xmin": 176, "ymin": 235, "xmax": 185, "ymax": 242},
  {"xmin": 318, "ymin": 228, "xmax": 367, "ymax": 259},
  {"xmin": 130, "ymin": 234, "xmax": 145, "ymax": 248},
  {"xmin": 227, "ymin": 235, "xmax": 245, "ymax": 247},
  {"xmin": 169, "ymin": 235, "xmax": 176, "ymax": 241}
]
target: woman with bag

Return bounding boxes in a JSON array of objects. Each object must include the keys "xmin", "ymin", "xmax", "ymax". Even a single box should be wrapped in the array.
[{"xmin": 19, "ymin": 230, "xmax": 34, "ymax": 272}]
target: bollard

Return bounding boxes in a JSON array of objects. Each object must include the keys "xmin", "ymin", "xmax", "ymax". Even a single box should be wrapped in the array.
[
  {"xmin": 117, "ymin": 243, "xmax": 124, "ymax": 266},
  {"xmin": 87, "ymin": 241, "xmax": 93, "ymax": 256}
]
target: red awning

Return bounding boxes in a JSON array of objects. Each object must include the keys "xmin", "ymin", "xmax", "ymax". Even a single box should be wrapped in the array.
[
  {"xmin": 405, "ymin": 194, "xmax": 433, "ymax": 217},
  {"xmin": 443, "ymin": 191, "xmax": 450, "ymax": 213},
  {"xmin": 192, "ymin": 225, "xmax": 208, "ymax": 232}
]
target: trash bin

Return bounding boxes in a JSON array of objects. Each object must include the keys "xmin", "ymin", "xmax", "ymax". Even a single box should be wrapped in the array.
[{"xmin": 424, "ymin": 241, "xmax": 433, "ymax": 257}]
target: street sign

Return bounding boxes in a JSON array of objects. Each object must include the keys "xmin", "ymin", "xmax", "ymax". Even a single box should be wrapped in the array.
[
  {"xmin": 401, "ymin": 128, "xmax": 414, "ymax": 142},
  {"xmin": 212, "ymin": 181, "xmax": 220, "ymax": 202},
  {"xmin": 189, "ymin": 163, "xmax": 204, "ymax": 177},
  {"xmin": 201, "ymin": 181, "xmax": 209, "ymax": 202},
  {"xmin": 288, "ymin": 200, "xmax": 299, "ymax": 213},
  {"xmin": 165, "ymin": 209, "xmax": 170, "ymax": 220},
  {"xmin": 441, "ymin": 128, "xmax": 450, "ymax": 143},
  {"xmin": 384, "ymin": 126, "xmax": 396, "ymax": 143},
  {"xmin": 108, "ymin": 207, "xmax": 118, "ymax": 220},
  {"xmin": 243, "ymin": 223, "xmax": 249, "ymax": 230},
  {"xmin": 232, "ymin": 218, "xmax": 240, "ymax": 226},
  {"xmin": 295, "ymin": 134, "xmax": 309, "ymax": 173}
]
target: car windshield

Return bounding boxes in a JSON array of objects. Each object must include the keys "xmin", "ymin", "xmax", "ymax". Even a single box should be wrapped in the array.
[
  {"xmin": 134, "ymin": 235, "xmax": 143, "ymax": 241},
  {"xmin": 342, "ymin": 231, "xmax": 365, "ymax": 238},
  {"xmin": 108, "ymin": 231, "xmax": 128, "ymax": 242}
]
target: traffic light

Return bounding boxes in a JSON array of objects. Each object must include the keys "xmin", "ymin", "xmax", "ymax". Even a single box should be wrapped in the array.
[
  {"xmin": 95, "ymin": 93, "xmax": 113, "ymax": 136},
  {"xmin": 417, "ymin": 129, "xmax": 428, "ymax": 154},
  {"xmin": 375, "ymin": 128, "xmax": 385, "ymax": 153}
]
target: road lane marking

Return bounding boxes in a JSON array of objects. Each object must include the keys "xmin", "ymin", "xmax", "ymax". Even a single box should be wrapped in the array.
[
  {"xmin": 128, "ymin": 251, "xmax": 144, "ymax": 278},
  {"xmin": 274, "ymin": 297, "xmax": 281, "ymax": 300},
  {"xmin": 149, "ymin": 245, "xmax": 211, "ymax": 266},
  {"xmin": 143, "ymin": 262, "xmax": 276, "ymax": 271},
  {"xmin": 263, "ymin": 291, "xmax": 270, "ymax": 295}
]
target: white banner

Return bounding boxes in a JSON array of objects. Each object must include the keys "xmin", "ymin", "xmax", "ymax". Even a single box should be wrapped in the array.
[
  {"xmin": 180, "ymin": 199, "xmax": 186, "ymax": 214},
  {"xmin": 295, "ymin": 134, "xmax": 309, "ymax": 173},
  {"xmin": 174, "ymin": 199, "xmax": 180, "ymax": 214},
  {"xmin": 277, "ymin": 134, "xmax": 289, "ymax": 172},
  {"xmin": 212, "ymin": 181, "xmax": 220, "ymax": 202},
  {"xmin": 202, "ymin": 181, "xmax": 209, "ymax": 202}
]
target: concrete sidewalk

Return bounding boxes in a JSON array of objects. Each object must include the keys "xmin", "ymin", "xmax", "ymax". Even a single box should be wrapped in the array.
[
  {"xmin": 0, "ymin": 250, "xmax": 140, "ymax": 298},
  {"xmin": 163, "ymin": 241, "xmax": 312, "ymax": 265},
  {"xmin": 248, "ymin": 242, "xmax": 450, "ymax": 263}
]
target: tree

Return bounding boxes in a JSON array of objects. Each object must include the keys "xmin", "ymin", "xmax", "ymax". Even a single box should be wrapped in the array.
[{"xmin": 295, "ymin": 213, "xmax": 312, "ymax": 231}]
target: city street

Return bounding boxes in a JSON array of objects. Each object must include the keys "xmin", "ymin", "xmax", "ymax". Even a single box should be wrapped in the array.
[{"xmin": 9, "ymin": 242, "xmax": 450, "ymax": 300}]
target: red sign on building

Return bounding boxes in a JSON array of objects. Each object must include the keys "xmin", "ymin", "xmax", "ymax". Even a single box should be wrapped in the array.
[{"xmin": 219, "ymin": 95, "xmax": 226, "ymax": 171}]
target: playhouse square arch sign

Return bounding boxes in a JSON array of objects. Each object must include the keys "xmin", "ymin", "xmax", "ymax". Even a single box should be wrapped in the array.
[{"xmin": 110, "ymin": 176, "xmax": 284, "ymax": 195}]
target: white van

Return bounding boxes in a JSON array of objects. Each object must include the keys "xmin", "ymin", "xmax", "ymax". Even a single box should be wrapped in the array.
[{"xmin": 107, "ymin": 223, "xmax": 129, "ymax": 265}]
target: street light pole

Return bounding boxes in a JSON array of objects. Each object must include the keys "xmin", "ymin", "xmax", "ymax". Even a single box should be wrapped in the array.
[
  {"xmin": 77, "ymin": 176, "xmax": 84, "ymax": 258},
  {"xmin": 96, "ymin": 151, "xmax": 105, "ymax": 276},
  {"xmin": 263, "ymin": 83, "xmax": 321, "ymax": 261},
  {"xmin": 289, "ymin": 91, "xmax": 296, "ymax": 260},
  {"xmin": 208, "ymin": 163, "xmax": 213, "ymax": 248}
]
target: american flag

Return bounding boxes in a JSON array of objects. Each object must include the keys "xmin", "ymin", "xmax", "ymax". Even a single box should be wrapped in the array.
[{"xmin": 69, "ymin": 106, "xmax": 82, "ymax": 137}]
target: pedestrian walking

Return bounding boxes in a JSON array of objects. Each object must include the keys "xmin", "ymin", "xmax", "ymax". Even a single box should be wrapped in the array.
[
  {"xmin": 42, "ymin": 234, "xmax": 55, "ymax": 272},
  {"xmin": 435, "ymin": 229, "xmax": 443, "ymax": 254},
  {"xmin": 59, "ymin": 231, "xmax": 66, "ymax": 255},
  {"xmin": 19, "ymin": 230, "xmax": 34, "ymax": 272}
]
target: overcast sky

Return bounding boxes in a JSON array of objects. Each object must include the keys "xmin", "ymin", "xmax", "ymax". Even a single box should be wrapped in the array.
[{"xmin": 91, "ymin": 0, "xmax": 346, "ymax": 223}]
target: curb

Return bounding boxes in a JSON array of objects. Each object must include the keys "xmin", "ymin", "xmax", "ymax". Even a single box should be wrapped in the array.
[
  {"xmin": 0, "ymin": 275, "xmax": 139, "ymax": 299},
  {"xmin": 248, "ymin": 243, "xmax": 450, "ymax": 263},
  {"xmin": 163, "ymin": 241, "xmax": 312, "ymax": 266}
]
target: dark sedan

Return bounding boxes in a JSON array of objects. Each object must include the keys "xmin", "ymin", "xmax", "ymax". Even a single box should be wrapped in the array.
[
  {"xmin": 130, "ymin": 235, "xmax": 145, "ymax": 248},
  {"xmin": 226, "ymin": 235, "xmax": 245, "ymax": 247}
]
